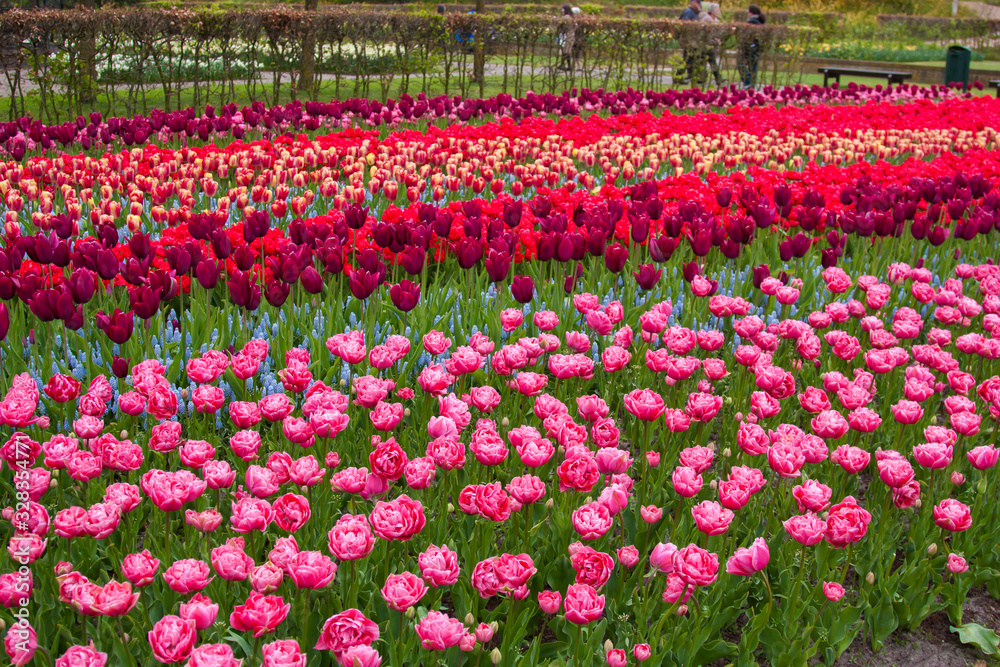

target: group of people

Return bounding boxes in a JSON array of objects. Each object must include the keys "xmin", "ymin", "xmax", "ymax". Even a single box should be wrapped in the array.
[{"xmin": 679, "ymin": 0, "xmax": 766, "ymax": 89}]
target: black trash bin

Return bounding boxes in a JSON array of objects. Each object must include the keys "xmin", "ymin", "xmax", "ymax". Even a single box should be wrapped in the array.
[{"xmin": 945, "ymin": 45, "xmax": 972, "ymax": 90}]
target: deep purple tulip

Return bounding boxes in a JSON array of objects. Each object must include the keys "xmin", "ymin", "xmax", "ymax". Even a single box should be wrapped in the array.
[
  {"xmin": 265, "ymin": 280, "xmax": 290, "ymax": 308},
  {"xmin": 195, "ymin": 260, "xmax": 222, "ymax": 289},
  {"xmin": 348, "ymin": 269, "xmax": 381, "ymax": 301},
  {"xmin": 300, "ymin": 266, "xmax": 324, "ymax": 295},
  {"xmin": 228, "ymin": 270, "xmax": 262, "ymax": 311},
  {"xmin": 604, "ymin": 243, "xmax": 628, "ymax": 273},
  {"xmin": 129, "ymin": 286, "xmax": 162, "ymax": 321},
  {"xmin": 111, "ymin": 355, "xmax": 131, "ymax": 379},
  {"xmin": 485, "ymin": 249, "xmax": 511, "ymax": 283},
  {"xmin": 510, "ymin": 275, "xmax": 534, "ymax": 304},
  {"xmin": 632, "ymin": 264, "xmax": 661, "ymax": 291},
  {"xmin": 344, "ymin": 204, "xmax": 369, "ymax": 230},
  {"xmin": 96, "ymin": 309, "xmax": 135, "ymax": 344},
  {"xmin": 390, "ymin": 280, "xmax": 421, "ymax": 312},
  {"xmin": 0, "ymin": 302, "xmax": 7, "ymax": 342},
  {"xmin": 453, "ymin": 238, "xmax": 483, "ymax": 270},
  {"xmin": 649, "ymin": 235, "xmax": 679, "ymax": 263},
  {"xmin": 399, "ymin": 246, "xmax": 425, "ymax": 276},
  {"xmin": 67, "ymin": 268, "xmax": 96, "ymax": 304},
  {"xmin": 503, "ymin": 200, "xmax": 523, "ymax": 228}
]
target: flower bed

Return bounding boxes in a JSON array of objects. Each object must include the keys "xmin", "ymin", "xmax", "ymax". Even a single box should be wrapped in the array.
[{"xmin": 0, "ymin": 93, "xmax": 999, "ymax": 667}]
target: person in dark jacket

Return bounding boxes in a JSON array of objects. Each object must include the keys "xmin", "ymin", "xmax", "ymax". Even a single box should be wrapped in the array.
[
  {"xmin": 739, "ymin": 5, "xmax": 765, "ymax": 88},
  {"xmin": 678, "ymin": 0, "xmax": 701, "ymax": 85}
]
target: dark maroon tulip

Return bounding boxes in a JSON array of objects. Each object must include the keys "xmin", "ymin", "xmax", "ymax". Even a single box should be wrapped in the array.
[
  {"xmin": 344, "ymin": 204, "xmax": 369, "ymax": 230},
  {"xmin": 29, "ymin": 288, "xmax": 74, "ymax": 323},
  {"xmin": 752, "ymin": 203, "xmax": 776, "ymax": 229},
  {"xmin": 682, "ymin": 262, "xmax": 700, "ymax": 283},
  {"xmin": 632, "ymin": 264, "xmax": 661, "ymax": 291},
  {"xmin": 165, "ymin": 246, "xmax": 193, "ymax": 277},
  {"xmin": 0, "ymin": 302, "xmax": 7, "ymax": 342},
  {"xmin": 453, "ymin": 238, "xmax": 483, "ymax": 270},
  {"xmin": 389, "ymin": 280, "xmax": 421, "ymax": 312},
  {"xmin": 646, "ymin": 198, "xmax": 663, "ymax": 221},
  {"xmin": 536, "ymin": 235, "xmax": 557, "ymax": 262},
  {"xmin": 67, "ymin": 268, "xmax": 96, "ymax": 304},
  {"xmin": 716, "ymin": 187, "xmax": 733, "ymax": 208},
  {"xmin": 211, "ymin": 229, "xmax": 232, "ymax": 260},
  {"xmin": 300, "ymin": 266, "xmax": 324, "ymax": 295},
  {"xmin": 188, "ymin": 214, "xmax": 213, "ymax": 241},
  {"xmin": 752, "ymin": 265, "xmax": 770, "ymax": 289},
  {"xmin": 196, "ymin": 260, "xmax": 222, "ymax": 289},
  {"xmin": 96, "ymin": 309, "xmax": 134, "ymax": 344},
  {"xmin": 65, "ymin": 306, "xmax": 84, "ymax": 331},
  {"xmin": 485, "ymin": 250, "xmax": 511, "ymax": 283},
  {"xmin": 630, "ymin": 216, "xmax": 649, "ymax": 245},
  {"xmin": 265, "ymin": 281, "xmax": 290, "ymax": 308},
  {"xmin": 821, "ymin": 248, "xmax": 838, "ymax": 268},
  {"xmin": 604, "ymin": 242, "xmax": 628, "ymax": 273},
  {"xmin": 773, "ymin": 184, "xmax": 792, "ymax": 208},
  {"xmin": 319, "ymin": 240, "xmax": 344, "ymax": 275},
  {"xmin": 233, "ymin": 245, "xmax": 256, "ymax": 271},
  {"xmin": 510, "ymin": 275, "xmax": 534, "ymax": 304},
  {"xmin": 720, "ymin": 239, "xmax": 741, "ymax": 259},
  {"xmin": 227, "ymin": 270, "xmax": 262, "ymax": 311},
  {"xmin": 434, "ymin": 210, "xmax": 453, "ymax": 238},
  {"xmin": 649, "ymin": 235, "xmax": 679, "ymax": 263},
  {"xmin": 348, "ymin": 269, "xmax": 381, "ymax": 301},
  {"xmin": 462, "ymin": 200, "xmax": 482, "ymax": 221},
  {"xmin": 779, "ymin": 240, "xmax": 793, "ymax": 262},
  {"xmin": 243, "ymin": 210, "xmax": 271, "ymax": 245},
  {"xmin": 399, "ymin": 246, "xmax": 425, "ymax": 276},
  {"xmin": 111, "ymin": 355, "xmax": 131, "ymax": 379},
  {"xmin": 96, "ymin": 249, "xmax": 118, "ymax": 281},
  {"xmin": 129, "ymin": 286, "xmax": 162, "ymax": 321},
  {"xmin": 528, "ymin": 196, "xmax": 552, "ymax": 219},
  {"xmin": 689, "ymin": 230, "xmax": 712, "ymax": 257},
  {"xmin": 503, "ymin": 200, "xmax": 523, "ymax": 228}
]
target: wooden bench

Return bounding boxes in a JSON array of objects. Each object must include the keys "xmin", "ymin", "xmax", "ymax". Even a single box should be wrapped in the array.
[
  {"xmin": 990, "ymin": 79, "xmax": 1000, "ymax": 98},
  {"xmin": 818, "ymin": 67, "xmax": 913, "ymax": 87}
]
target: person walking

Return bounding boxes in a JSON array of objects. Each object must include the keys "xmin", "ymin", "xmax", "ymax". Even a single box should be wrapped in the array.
[
  {"xmin": 557, "ymin": 3, "xmax": 577, "ymax": 72},
  {"xmin": 699, "ymin": 2, "xmax": 725, "ymax": 87},
  {"xmin": 738, "ymin": 5, "xmax": 765, "ymax": 88},
  {"xmin": 678, "ymin": 0, "xmax": 701, "ymax": 85}
]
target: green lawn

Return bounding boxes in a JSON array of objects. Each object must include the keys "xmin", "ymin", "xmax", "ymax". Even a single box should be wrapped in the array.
[{"xmin": 910, "ymin": 60, "xmax": 1000, "ymax": 70}]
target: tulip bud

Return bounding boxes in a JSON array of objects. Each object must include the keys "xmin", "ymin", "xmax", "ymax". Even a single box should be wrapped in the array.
[
  {"xmin": 490, "ymin": 621, "xmax": 498, "ymax": 634},
  {"xmin": 723, "ymin": 448, "xmax": 731, "ymax": 458},
  {"xmin": 447, "ymin": 504, "xmax": 454, "ymax": 513},
  {"xmin": 405, "ymin": 606, "xmax": 416, "ymax": 620},
  {"xmin": 676, "ymin": 605, "xmax": 688, "ymax": 616},
  {"xmin": 0, "ymin": 618, "xmax": 6, "ymax": 632},
  {"xmin": 915, "ymin": 499, "xmax": 922, "ymax": 509},
  {"xmin": 545, "ymin": 499, "xmax": 554, "ymax": 510},
  {"xmin": 866, "ymin": 572, "xmax": 875, "ymax": 585},
  {"xmin": 465, "ymin": 613, "xmax": 475, "ymax": 626},
  {"xmin": 49, "ymin": 479, "xmax": 58, "ymax": 489},
  {"xmin": 403, "ymin": 408, "xmax": 411, "ymax": 418},
  {"xmin": 490, "ymin": 649, "xmax": 502, "ymax": 665},
  {"xmin": 927, "ymin": 543, "xmax": 938, "ymax": 556},
  {"xmin": 951, "ymin": 471, "xmax": 965, "ymax": 486},
  {"xmin": 501, "ymin": 417, "xmax": 510, "ymax": 428},
  {"xmin": 709, "ymin": 480, "xmax": 718, "ymax": 490},
  {"xmin": 604, "ymin": 640, "xmax": 614, "ymax": 653},
  {"xmin": 339, "ymin": 378, "xmax": 347, "ymax": 387},
  {"xmin": 120, "ymin": 430, "xmax": 128, "ymax": 439},
  {"xmin": 181, "ymin": 388, "xmax": 190, "ymax": 400}
]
